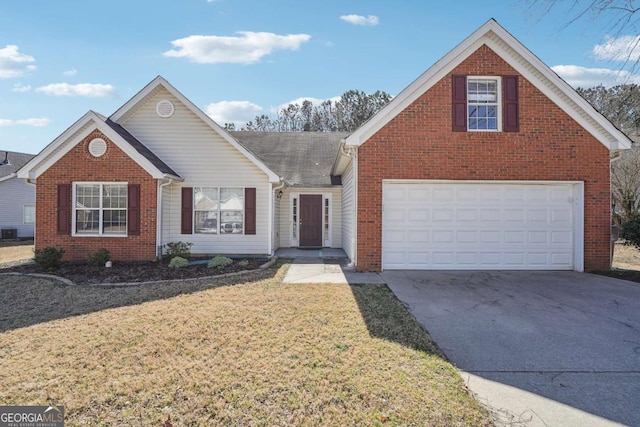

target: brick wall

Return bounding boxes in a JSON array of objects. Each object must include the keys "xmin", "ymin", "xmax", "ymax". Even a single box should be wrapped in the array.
[
  {"xmin": 356, "ymin": 45, "xmax": 611, "ymax": 272},
  {"xmin": 36, "ymin": 129, "xmax": 158, "ymax": 261}
]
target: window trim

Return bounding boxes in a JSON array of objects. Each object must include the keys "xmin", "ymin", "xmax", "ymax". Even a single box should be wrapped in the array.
[
  {"xmin": 23, "ymin": 205, "xmax": 35, "ymax": 225},
  {"xmin": 72, "ymin": 182, "xmax": 128, "ymax": 237},
  {"xmin": 467, "ymin": 75, "xmax": 502, "ymax": 132},
  {"xmin": 193, "ymin": 186, "xmax": 246, "ymax": 235}
]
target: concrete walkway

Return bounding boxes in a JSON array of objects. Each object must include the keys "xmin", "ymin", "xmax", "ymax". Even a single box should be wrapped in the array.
[{"xmin": 276, "ymin": 248, "xmax": 383, "ymax": 284}]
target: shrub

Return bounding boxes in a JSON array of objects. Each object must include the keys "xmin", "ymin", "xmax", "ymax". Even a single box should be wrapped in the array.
[
  {"xmin": 163, "ymin": 241, "xmax": 193, "ymax": 260},
  {"xmin": 238, "ymin": 259, "xmax": 249, "ymax": 267},
  {"xmin": 34, "ymin": 246, "xmax": 65, "ymax": 270},
  {"xmin": 208, "ymin": 256, "xmax": 233, "ymax": 269},
  {"xmin": 87, "ymin": 248, "xmax": 111, "ymax": 266},
  {"xmin": 621, "ymin": 213, "xmax": 640, "ymax": 249},
  {"xmin": 168, "ymin": 256, "xmax": 189, "ymax": 269}
]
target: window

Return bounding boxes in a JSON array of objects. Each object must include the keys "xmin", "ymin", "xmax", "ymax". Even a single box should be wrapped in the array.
[
  {"xmin": 194, "ymin": 187, "xmax": 244, "ymax": 234},
  {"xmin": 467, "ymin": 77, "xmax": 500, "ymax": 131},
  {"xmin": 23, "ymin": 205, "xmax": 35, "ymax": 224},
  {"xmin": 73, "ymin": 183, "xmax": 127, "ymax": 236},
  {"xmin": 324, "ymin": 198, "xmax": 330, "ymax": 242},
  {"xmin": 453, "ymin": 75, "xmax": 519, "ymax": 133},
  {"xmin": 292, "ymin": 197, "xmax": 298, "ymax": 239}
]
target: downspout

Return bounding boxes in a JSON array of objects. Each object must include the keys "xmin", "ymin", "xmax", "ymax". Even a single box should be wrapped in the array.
[
  {"xmin": 25, "ymin": 178, "xmax": 36, "ymax": 248},
  {"xmin": 610, "ymin": 150, "xmax": 623, "ymax": 268},
  {"xmin": 339, "ymin": 143, "xmax": 357, "ymax": 268},
  {"xmin": 271, "ymin": 179, "xmax": 286, "ymax": 256},
  {"xmin": 157, "ymin": 178, "xmax": 174, "ymax": 259}
]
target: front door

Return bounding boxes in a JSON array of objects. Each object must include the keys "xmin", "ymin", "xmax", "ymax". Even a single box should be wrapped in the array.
[{"xmin": 299, "ymin": 194, "xmax": 323, "ymax": 247}]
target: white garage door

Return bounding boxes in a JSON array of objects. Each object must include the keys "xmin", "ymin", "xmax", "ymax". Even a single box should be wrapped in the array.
[{"xmin": 382, "ymin": 182, "xmax": 578, "ymax": 270}]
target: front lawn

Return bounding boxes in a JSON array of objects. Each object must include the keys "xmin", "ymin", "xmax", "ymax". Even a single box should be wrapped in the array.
[{"xmin": 0, "ymin": 263, "xmax": 492, "ymax": 426}]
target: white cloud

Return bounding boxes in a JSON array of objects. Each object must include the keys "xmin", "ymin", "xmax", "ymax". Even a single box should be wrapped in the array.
[
  {"xmin": 11, "ymin": 83, "xmax": 32, "ymax": 92},
  {"xmin": 63, "ymin": 67, "xmax": 77, "ymax": 76},
  {"xmin": 594, "ymin": 35, "xmax": 640, "ymax": 62},
  {"xmin": 339, "ymin": 14, "xmax": 379, "ymax": 26},
  {"xmin": 0, "ymin": 45, "xmax": 36, "ymax": 78},
  {"xmin": 35, "ymin": 83, "xmax": 115, "ymax": 97},
  {"xmin": 205, "ymin": 100, "xmax": 263, "ymax": 126},
  {"xmin": 163, "ymin": 31, "xmax": 311, "ymax": 64},
  {"xmin": 0, "ymin": 117, "xmax": 51, "ymax": 127},
  {"xmin": 552, "ymin": 64, "xmax": 640, "ymax": 88}
]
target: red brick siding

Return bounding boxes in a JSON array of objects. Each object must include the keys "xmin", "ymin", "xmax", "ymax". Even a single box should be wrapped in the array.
[
  {"xmin": 356, "ymin": 45, "xmax": 611, "ymax": 271},
  {"xmin": 36, "ymin": 130, "xmax": 157, "ymax": 261}
]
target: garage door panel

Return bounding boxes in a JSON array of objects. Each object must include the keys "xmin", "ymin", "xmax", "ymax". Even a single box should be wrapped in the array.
[{"xmin": 382, "ymin": 182, "xmax": 576, "ymax": 270}]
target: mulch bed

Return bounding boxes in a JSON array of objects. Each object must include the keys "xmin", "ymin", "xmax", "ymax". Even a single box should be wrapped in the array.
[{"xmin": 1, "ymin": 257, "xmax": 269, "ymax": 285}]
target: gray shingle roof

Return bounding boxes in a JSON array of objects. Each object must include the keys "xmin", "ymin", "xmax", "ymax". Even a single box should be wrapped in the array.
[
  {"xmin": 0, "ymin": 151, "xmax": 35, "ymax": 179},
  {"xmin": 230, "ymin": 132, "xmax": 349, "ymax": 187},
  {"xmin": 105, "ymin": 119, "xmax": 181, "ymax": 178}
]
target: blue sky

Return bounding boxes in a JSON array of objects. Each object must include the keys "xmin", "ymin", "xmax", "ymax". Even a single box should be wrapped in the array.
[{"xmin": 1, "ymin": 0, "xmax": 639, "ymax": 154}]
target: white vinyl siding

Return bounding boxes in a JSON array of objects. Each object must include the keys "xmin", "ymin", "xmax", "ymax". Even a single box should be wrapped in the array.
[
  {"xmin": 273, "ymin": 191, "xmax": 281, "ymax": 251},
  {"xmin": 123, "ymin": 88, "xmax": 272, "ymax": 255},
  {"xmin": 382, "ymin": 181, "xmax": 583, "ymax": 271},
  {"xmin": 341, "ymin": 160, "xmax": 355, "ymax": 260},
  {"xmin": 278, "ymin": 187, "xmax": 342, "ymax": 248},
  {"xmin": 0, "ymin": 177, "xmax": 35, "ymax": 238}
]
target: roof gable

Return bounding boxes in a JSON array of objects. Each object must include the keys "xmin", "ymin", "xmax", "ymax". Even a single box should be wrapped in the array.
[
  {"xmin": 110, "ymin": 76, "xmax": 280, "ymax": 183},
  {"xmin": 16, "ymin": 111, "xmax": 181, "ymax": 180},
  {"xmin": 344, "ymin": 19, "xmax": 632, "ymax": 152}
]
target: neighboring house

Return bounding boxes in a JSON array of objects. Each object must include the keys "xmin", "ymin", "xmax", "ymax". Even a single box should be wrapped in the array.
[
  {"xmin": 18, "ymin": 19, "xmax": 631, "ymax": 271},
  {"xmin": 0, "ymin": 151, "xmax": 36, "ymax": 239}
]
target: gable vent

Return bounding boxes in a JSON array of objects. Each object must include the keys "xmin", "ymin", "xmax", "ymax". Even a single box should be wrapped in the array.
[
  {"xmin": 88, "ymin": 138, "xmax": 107, "ymax": 157},
  {"xmin": 156, "ymin": 99, "xmax": 175, "ymax": 118}
]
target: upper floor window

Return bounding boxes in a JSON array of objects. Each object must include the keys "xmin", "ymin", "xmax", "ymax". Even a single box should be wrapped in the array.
[
  {"xmin": 452, "ymin": 74, "xmax": 519, "ymax": 133},
  {"xmin": 467, "ymin": 77, "xmax": 500, "ymax": 131}
]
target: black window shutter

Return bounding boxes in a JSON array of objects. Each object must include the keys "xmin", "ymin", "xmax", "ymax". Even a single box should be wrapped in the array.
[
  {"xmin": 181, "ymin": 187, "xmax": 193, "ymax": 234},
  {"xmin": 245, "ymin": 188, "xmax": 256, "ymax": 235},
  {"xmin": 127, "ymin": 184, "xmax": 140, "ymax": 236},
  {"xmin": 57, "ymin": 184, "xmax": 71, "ymax": 235},
  {"xmin": 452, "ymin": 75, "xmax": 467, "ymax": 132},
  {"xmin": 503, "ymin": 75, "xmax": 519, "ymax": 132}
]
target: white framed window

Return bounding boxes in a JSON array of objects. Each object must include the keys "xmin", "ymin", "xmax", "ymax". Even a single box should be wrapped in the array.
[
  {"xmin": 324, "ymin": 198, "xmax": 330, "ymax": 243},
  {"xmin": 73, "ymin": 182, "xmax": 127, "ymax": 236},
  {"xmin": 23, "ymin": 205, "xmax": 35, "ymax": 224},
  {"xmin": 292, "ymin": 197, "xmax": 298, "ymax": 239},
  {"xmin": 194, "ymin": 187, "xmax": 244, "ymax": 234},
  {"xmin": 468, "ymin": 76, "xmax": 501, "ymax": 131}
]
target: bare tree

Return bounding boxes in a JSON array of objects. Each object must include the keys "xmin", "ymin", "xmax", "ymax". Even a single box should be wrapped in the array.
[
  {"xmin": 527, "ymin": 1, "xmax": 640, "ymax": 72},
  {"xmin": 579, "ymin": 83, "xmax": 640, "ymax": 223},
  {"xmin": 239, "ymin": 89, "xmax": 392, "ymax": 132}
]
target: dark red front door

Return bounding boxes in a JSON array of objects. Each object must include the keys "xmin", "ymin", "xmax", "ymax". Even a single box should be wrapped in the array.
[{"xmin": 300, "ymin": 194, "xmax": 323, "ymax": 247}]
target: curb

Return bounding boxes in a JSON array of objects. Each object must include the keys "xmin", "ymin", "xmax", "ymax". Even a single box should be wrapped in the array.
[
  {"xmin": 0, "ymin": 271, "xmax": 76, "ymax": 287},
  {"xmin": 1, "ymin": 256, "xmax": 279, "ymax": 288}
]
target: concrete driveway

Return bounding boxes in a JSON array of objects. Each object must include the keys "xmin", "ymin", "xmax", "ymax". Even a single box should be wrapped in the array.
[{"xmin": 382, "ymin": 270, "xmax": 640, "ymax": 426}]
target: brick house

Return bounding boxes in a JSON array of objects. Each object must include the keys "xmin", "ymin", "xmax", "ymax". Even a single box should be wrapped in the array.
[{"xmin": 19, "ymin": 19, "xmax": 631, "ymax": 271}]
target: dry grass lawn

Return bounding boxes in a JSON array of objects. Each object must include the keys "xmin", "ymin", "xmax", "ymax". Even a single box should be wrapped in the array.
[
  {"xmin": 0, "ymin": 263, "xmax": 492, "ymax": 426},
  {"xmin": 612, "ymin": 243, "xmax": 640, "ymax": 271},
  {"xmin": 0, "ymin": 239, "xmax": 33, "ymax": 265}
]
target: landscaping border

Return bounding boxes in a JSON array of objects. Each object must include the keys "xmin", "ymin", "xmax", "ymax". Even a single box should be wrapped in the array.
[{"xmin": 0, "ymin": 256, "xmax": 278, "ymax": 287}]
